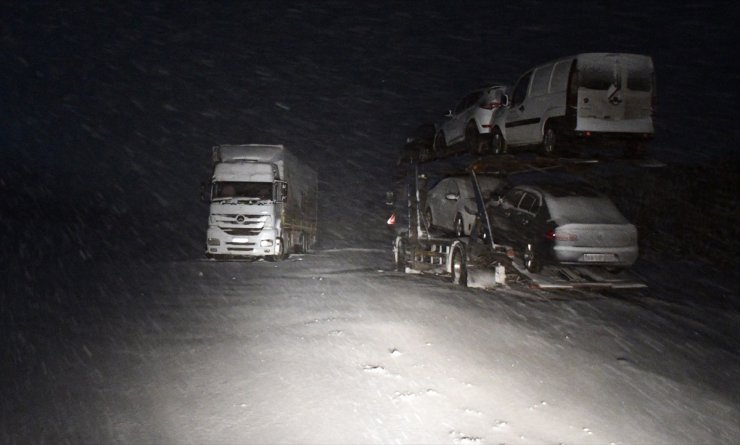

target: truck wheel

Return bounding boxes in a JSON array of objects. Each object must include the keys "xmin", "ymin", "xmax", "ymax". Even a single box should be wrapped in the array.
[
  {"xmin": 524, "ymin": 243, "xmax": 542, "ymax": 273},
  {"xmin": 542, "ymin": 127, "xmax": 559, "ymax": 156},
  {"xmin": 395, "ymin": 239, "xmax": 407, "ymax": 272},
  {"xmin": 454, "ymin": 214, "xmax": 464, "ymax": 237},
  {"xmin": 269, "ymin": 237, "xmax": 285, "ymax": 262},
  {"xmin": 450, "ymin": 245, "xmax": 467, "ymax": 286},
  {"xmin": 491, "ymin": 129, "xmax": 507, "ymax": 155}
]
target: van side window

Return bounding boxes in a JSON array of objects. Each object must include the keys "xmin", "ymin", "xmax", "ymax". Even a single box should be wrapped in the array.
[
  {"xmin": 530, "ymin": 65, "xmax": 552, "ymax": 97},
  {"xmin": 550, "ymin": 61, "xmax": 571, "ymax": 93},
  {"xmin": 511, "ymin": 72, "xmax": 532, "ymax": 106}
]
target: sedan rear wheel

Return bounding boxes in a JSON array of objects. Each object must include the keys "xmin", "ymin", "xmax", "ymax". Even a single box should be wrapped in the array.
[{"xmin": 524, "ymin": 243, "xmax": 542, "ymax": 273}]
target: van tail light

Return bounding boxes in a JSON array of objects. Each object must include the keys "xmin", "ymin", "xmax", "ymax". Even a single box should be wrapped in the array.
[
  {"xmin": 546, "ymin": 229, "xmax": 577, "ymax": 241},
  {"xmin": 480, "ymin": 101, "xmax": 501, "ymax": 110}
]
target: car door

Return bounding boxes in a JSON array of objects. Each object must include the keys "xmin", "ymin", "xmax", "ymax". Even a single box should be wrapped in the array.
[
  {"xmin": 503, "ymin": 71, "xmax": 536, "ymax": 146},
  {"xmin": 444, "ymin": 92, "xmax": 480, "ymax": 144},
  {"xmin": 439, "ymin": 179, "xmax": 461, "ymax": 230},
  {"xmin": 489, "ymin": 188, "xmax": 524, "ymax": 243},
  {"xmin": 510, "ymin": 191, "xmax": 542, "ymax": 243}
]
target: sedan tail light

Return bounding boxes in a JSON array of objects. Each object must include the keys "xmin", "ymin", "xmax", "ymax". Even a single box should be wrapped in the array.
[{"xmin": 546, "ymin": 229, "xmax": 577, "ymax": 241}]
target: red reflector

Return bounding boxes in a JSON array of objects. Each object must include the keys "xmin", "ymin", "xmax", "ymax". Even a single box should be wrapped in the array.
[
  {"xmin": 387, "ymin": 212, "xmax": 396, "ymax": 225},
  {"xmin": 546, "ymin": 229, "xmax": 577, "ymax": 241}
]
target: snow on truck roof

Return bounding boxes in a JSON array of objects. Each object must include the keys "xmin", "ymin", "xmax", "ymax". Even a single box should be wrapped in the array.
[{"xmin": 212, "ymin": 144, "xmax": 285, "ymax": 163}]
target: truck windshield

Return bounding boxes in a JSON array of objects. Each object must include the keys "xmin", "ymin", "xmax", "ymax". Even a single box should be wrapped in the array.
[{"xmin": 214, "ymin": 182, "xmax": 272, "ymax": 201}]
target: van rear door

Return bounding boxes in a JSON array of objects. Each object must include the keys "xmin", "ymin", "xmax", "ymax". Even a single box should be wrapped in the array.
[{"xmin": 575, "ymin": 53, "xmax": 654, "ymax": 134}]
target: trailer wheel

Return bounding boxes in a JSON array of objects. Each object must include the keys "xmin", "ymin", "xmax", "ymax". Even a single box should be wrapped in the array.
[
  {"xmin": 395, "ymin": 239, "xmax": 407, "ymax": 272},
  {"xmin": 524, "ymin": 243, "xmax": 542, "ymax": 273},
  {"xmin": 269, "ymin": 237, "xmax": 285, "ymax": 262},
  {"xmin": 450, "ymin": 245, "xmax": 467, "ymax": 286}
]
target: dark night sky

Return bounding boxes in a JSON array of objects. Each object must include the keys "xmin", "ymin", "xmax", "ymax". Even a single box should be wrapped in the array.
[{"xmin": 1, "ymin": 1, "xmax": 738, "ymax": 264}]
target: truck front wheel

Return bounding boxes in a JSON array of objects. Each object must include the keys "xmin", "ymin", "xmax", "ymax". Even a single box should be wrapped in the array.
[{"xmin": 269, "ymin": 238, "xmax": 285, "ymax": 262}]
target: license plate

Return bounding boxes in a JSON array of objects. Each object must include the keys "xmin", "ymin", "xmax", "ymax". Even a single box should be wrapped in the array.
[
  {"xmin": 231, "ymin": 237, "xmax": 249, "ymax": 244},
  {"xmin": 581, "ymin": 253, "xmax": 617, "ymax": 262}
]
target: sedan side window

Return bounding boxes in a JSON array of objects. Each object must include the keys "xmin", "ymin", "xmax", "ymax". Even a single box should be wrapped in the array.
[
  {"xmin": 505, "ymin": 190, "xmax": 524, "ymax": 208},
  {"xmin": 518, "ymin": 193, "xmax": 540, "ymax": 214}
]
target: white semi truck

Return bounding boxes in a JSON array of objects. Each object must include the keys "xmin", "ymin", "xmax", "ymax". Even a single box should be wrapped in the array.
[{"xmin": 204, "ymin": 144, "xmax": 318, "ymax": 260}]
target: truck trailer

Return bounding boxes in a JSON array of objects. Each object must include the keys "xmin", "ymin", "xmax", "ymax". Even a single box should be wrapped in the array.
[{"xmin": 204, "ymin": 144, "xmax": 318, "ymax": 260}]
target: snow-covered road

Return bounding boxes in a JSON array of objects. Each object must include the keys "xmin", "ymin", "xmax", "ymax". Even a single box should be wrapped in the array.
[{"xmin": 4, "ymin": 249, "xmax": 738, "ymax": 444}]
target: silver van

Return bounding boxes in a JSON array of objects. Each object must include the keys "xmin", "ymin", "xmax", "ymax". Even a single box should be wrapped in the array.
[{"xmin": 491, "ymin": 53, "xmax": 655, "ymax": 156}]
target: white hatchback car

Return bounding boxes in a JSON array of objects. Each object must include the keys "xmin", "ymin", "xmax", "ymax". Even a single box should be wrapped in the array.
[
  {"xmin": 434, "ymin": 85, "xmax": 508, "ymax": 156},
  {"xmin": 425, "ymin": 174, "xmax": 506, "ymax": 237}
]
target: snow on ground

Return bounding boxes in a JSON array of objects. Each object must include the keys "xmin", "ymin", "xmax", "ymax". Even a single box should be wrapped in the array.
[{"xmin": 3, "ymin": 249, "xmax": 737, "ymax": 444}]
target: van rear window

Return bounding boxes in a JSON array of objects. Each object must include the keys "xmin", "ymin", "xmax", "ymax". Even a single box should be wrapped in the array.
[
  {"xmin": 627, "ymin": 69, "xmax": 653, "ymax": 91},
  {"xmin": 579, "ymin": 65, "xmax": 617, "ymax": 90}
]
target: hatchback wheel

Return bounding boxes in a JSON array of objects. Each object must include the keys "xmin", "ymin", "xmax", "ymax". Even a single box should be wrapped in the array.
[
  {"xmin": 434, "ymin": 131, "xmax": 447, "ymax": 155},
  {"xmin": 466, "ymin": 122, "xmax": 481, "ymax": 155}
]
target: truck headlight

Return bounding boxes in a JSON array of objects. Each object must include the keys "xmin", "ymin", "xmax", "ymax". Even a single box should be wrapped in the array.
[
  {"xmin": 260, "ymin": 240, "xmax": 274, "ymax": 247},
  {"xmin": 207, "ymin": 238, "xmax": 221, "ymax": 246}
]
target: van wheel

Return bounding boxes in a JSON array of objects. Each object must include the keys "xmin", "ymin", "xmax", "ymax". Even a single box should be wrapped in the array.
[
  {"xmin": 450, "ymin": 245, "xmax": 467, "ymax": 286},
  {"xmin": 454, "ymin": 214, "xmax": 464, "ymax": 237},
  {"xmin": 542, "ymin": 127, "xmax": 559, "ymax": 156},
  {"xmin": 466, "ymin": 122, "xmax": 481, "ymax": 155},
  {"xmin": 524, "ymin": 243, "xmax": 542, "ymax": 273},
  {"xmin": 491, "ymin": 129, "xmax": 507, "ymax": 155}
]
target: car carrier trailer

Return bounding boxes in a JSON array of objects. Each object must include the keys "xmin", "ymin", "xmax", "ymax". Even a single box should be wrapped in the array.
[{"xmin": 390, "ymin": 154, "xmax": 647, "ymax": 290}]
